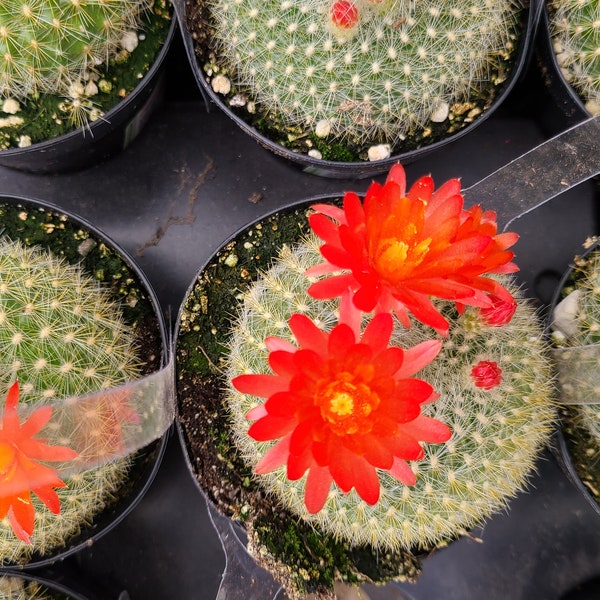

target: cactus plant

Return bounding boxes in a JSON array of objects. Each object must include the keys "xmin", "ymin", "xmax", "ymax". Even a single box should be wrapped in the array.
[
  {"xmin": 0, "ymin": 0, "xmax": 171, "ymax": 150},
  {"xmin": 0, "ymin": 574, "xmax": 71, "ymax": 600},
  {"xmin": 0, "ymin": 199, "xmax": 167, "ymax": 567},
  {"xmin": 551, "ymin": 243, "xmax": 600, "ymax": 509},
  {"xmin": 548, "ymin": 0, "xmax": 600, "ymax": 116},
  {"xmin": 176, "ymin": 164, "xmax": 556, "ymax": 597},
  {"xmin": 190, "ymin": 0, "xmax": 525, "ymax": 161}
]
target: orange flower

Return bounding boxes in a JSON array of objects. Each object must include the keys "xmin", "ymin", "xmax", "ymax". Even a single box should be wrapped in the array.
[
  {"xmin": 307, "ymin": 163, "xmax": 519, "ymax": 336},
  {"xmin": 232, "ymin": 294, "xmax": 451, "ymax": 513},
  {"xmin": 0, "ymin": 382, "xmax": 78, "ymax": 543}
]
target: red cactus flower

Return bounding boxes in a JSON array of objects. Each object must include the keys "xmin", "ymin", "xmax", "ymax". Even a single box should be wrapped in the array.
[
  {"xmin": 232, "ymin": 293, "xmax": 452, "ymax": 514},
  {"xmin": 0, "ymin": 382, "xmax": 78, "ymax": 543},
  {"xmin": 471, "ymin": 360, "xmax": 502, "ymax": 390},
  {"xmin": 306, "ymin": 163, "xmax": 519, "ymax": 336},
  {"xmin": 330, "ymin": 0, "xmax": 359, "ymax": 29}
]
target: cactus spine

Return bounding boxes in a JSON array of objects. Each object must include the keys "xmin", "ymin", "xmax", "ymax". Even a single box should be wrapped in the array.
[
  {"xmin": 549, "ymin": 0, "xmax": 600, "ymax": 115},
  {"xmin": 0, "ymin": 237, "xmax": 140, "ymax": 564},
  {"xmin": 0, "ymin": 0, "xmax": 152, "ymax": 100},
  {"xmin": 225, "ymin": 236, "xmax": 555, "ymax": 555},
  {"xmin": 205, "ymin": 0, "xmax": 523, "ymax": 151}
]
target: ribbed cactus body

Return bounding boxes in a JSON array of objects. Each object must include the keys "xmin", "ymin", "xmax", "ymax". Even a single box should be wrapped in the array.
[
  {"xmin": 225, "ymin": 236, "xmax": 555, "ymax": 553},
  {"xmin": 0, "ymin": 0, "xmax": 152, "ymax": 99},
  {"xmin": 0, "ymin": 237, "xmax": 139, "ymax": 563},
  {"xmin": 206, "ymin": 0, "xmax": 522, "ymax": 147},
  {"xmin": 550, "ymin": 0, "xmax": 600, "ymax": 115}
]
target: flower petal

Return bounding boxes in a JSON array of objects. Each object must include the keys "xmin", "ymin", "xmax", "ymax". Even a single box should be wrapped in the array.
[
  {"xmin": 255, "ymin": 435, "xmax": 291, "ymax": 474},
  {"xmin": 304, "ymin": 465, "xmax": 333, "ymax": 514}
]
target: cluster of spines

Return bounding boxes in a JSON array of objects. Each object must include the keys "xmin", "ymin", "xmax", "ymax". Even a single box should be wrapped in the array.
[
  {"xmin": 225, "ymin": 235, "xmax": 555, "ymax": 552},
  {"xmin": 208, "ymin": 0, "xmax": 521, "ymax": 146},
  {"xmin": 0, "ymin": 237, "xmax": 140, "ymax": 563},
  {"xmin": 0, "ymin": 0, "xmax": 152, "ymax": 100},
  {"xmin": 550, "ymin": 0, "xmax": 600, "ymax": 115}
]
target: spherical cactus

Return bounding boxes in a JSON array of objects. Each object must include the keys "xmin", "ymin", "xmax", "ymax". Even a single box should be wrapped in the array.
[
  {"xmin": 549, "ymin": 0, "xmax": 600, "ymax": 115},
  {"xmin": 203, "ymin": 0, "xmax": 523, "ymax": 154},
  {"xmin": 552, "ymin": 247, "xmax": 600, "ymax": 444},
  {"xmin": 0, "ymin": 236, "xmax": 140, "ymax": 564},
  {"xmin": 224, "ymin": 235, "xmax": 555, "ymax": 595},
  {"xmin": 0, "ymin": 0, "xmax": 152, "ymax": 100}
]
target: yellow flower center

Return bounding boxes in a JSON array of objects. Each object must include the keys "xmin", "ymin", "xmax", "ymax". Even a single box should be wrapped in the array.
[
  {"xmin": 0, "ymin": 442, "xmax": 17, "ymax": 480},
  {"xmin": 375, "ymin": 236, "xmax": 432, "ymax": 281},
  {"xmin": 316, "ymin": 370, "xmax": 380, "ymax": 436}
]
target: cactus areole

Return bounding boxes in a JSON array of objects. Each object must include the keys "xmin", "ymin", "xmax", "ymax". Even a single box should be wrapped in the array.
[{"xmin": 176, "ymin": 163, "xmax": 556, "ymax": 597}]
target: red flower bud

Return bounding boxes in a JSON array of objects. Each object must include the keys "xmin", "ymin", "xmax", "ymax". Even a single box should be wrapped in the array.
[
  {"xmin": 330, "ymin": 0, "xmax": 359, "ymax": 29},
  {"xmin": 479, "ymin": 295, "xmax": 517, "ymax": 327},
  {"xmin": 471, "ymin": 360, "xmax": 502, "ymax": 390}
]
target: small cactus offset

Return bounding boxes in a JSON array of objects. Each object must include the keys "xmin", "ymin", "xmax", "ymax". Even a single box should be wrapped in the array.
[
  {"xmin": 0, "ymin": 236, "xmax": 140, "ymax": 564},
  {"xmin": 549, "ymin": 0, "xmax": 600, "ymax": 115},
  {"xmin": 0, "ymin": 575, "xmax": 57, "ymax": 600},
  {"xmin": 0, "ymin": 0, "xmax": 152, "ymax": 101},
  {"xmin": 202, "ymin": 0, "xmax": 524, "ymax": 156}
]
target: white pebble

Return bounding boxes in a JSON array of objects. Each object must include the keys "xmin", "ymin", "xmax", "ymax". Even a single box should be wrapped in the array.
[
  {"xmin": 314, "ymin": 119, "xmax": 331, "ymax": 138},
  {"xmin": 367, "ymin": 144, "xmax": 391, "ymax": 161},
  {"xmin": 430, "ymin": 101, "xmax": 449, "ymax": 122},
  {"xmin": 212, "ymin": 74, "xmax": 232, "ymax": 95},
  {"xmin": 2, "ymin": 98, "xmax": 20, "ymax": 114},
  {"xmin": 17, "ymin": 135, "xmax": 32, "ymax": 148},
  {"xmin": 585, "ymin": 99, "xmax": 600, "ymax": 115},
  {"xmin": 308, "ymin": 149, "xmax": 322, "ymax": 159},
  {"xmin": 121, "ymin": 31, "xmax": 139, "ymax": 53},
  {"xmin": 552, "ymin": 289, "xmax": 582, "ymax": 338}
]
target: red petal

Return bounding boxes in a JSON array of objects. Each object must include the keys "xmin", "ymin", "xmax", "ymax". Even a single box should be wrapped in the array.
[
  {"xmin": 33, "ymin": 485, "xmax": 63, "ymax": 514},
  {"xmin": 5, "ymin": 382, "xmax": 19, "ymax": 411},
  {"xmin": 400, "ymin": 414, "xmax": 452, "ymax": 443},
  {"xmin": 268, "ymin": 350, "xmax": 297, "ymax": 379},
  {"xmin": 395, "ymin": 339, "xmax": 442, "ymax": 378},
  {"xmin": 307, "ymin": 273, "xmax": 357, "ymax": 300},
  {"xmin": 232, "ymin": 374, "xmax": 288, "ymax": 398},
  {"xmin": 308, "ymin": 213, "xmax": 342, "ymax": 246},
  {"xmin": 20, "ymin": 406, "xmax": 53, "ymax": 438},
  {"xmin": 389, "ymin": 457, "xmax": 416, "ymax": 486},
  {"xmin": 310, "ymin": 203, "xmax": 346, "ymax": 224},
  {"xmin": 360, "ymin": 312, "xmax": 393, "ymax": 354},
  {"xmin": 304, "ymin": 465, "xmax": 333, "ymax": 514},
  {"xmin": 8, "ymin": 495, "xmax": 34, "ymax": 543},
  {"xmin": 385, "ymin": 163, "xmax": 407, "ymax": 195},
  {"xmin": 362, "ymin": 435, "xmax": 394, "ymax": 469},
  {"xmin": 342, "ymin": 192, "xmax": 366, "ymax": 230},
  {"xmin": 255, "ymin": 435, "xmax": 291, "ymax": 474},
  {"xmin": 289, "ymin": 314, "xmax": 329, "ymax": 354},
  {"xmin": 248, "ymin": 414, "xmax": 296, "ymax": 441}
]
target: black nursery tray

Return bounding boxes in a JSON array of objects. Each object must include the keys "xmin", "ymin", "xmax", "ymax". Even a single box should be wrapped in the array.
[{"xmin": 1, "ymin": 30, "xmax": 600, "ymax": 600}]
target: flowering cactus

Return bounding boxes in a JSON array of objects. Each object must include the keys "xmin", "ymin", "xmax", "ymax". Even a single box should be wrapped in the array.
[
  {"xmin": 0, "ymin": 236, "xmax": 141, "ymax": 564},
  {"xmin": 172, "ymin": 163, "xmax": 557, "ymax": 597}
]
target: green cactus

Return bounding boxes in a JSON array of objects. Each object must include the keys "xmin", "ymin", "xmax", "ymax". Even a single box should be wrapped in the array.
[
  {"xmin": 0, "ymin": 0, "xmax": 152, "ymax": 100},
  {"xmin": 0, "ymin": 236, "xmax": 140, "ymax": 564},
  {"xmin": 225, "ymin": 236, "xmax": 554, "ymax": 566},
  {"xmin": 199, "ymin": 0, "xmax": 524, "ymax": 157},
  {"xmin": 549, "ymin": 0, "xmax": 600, "ymax": 115}
]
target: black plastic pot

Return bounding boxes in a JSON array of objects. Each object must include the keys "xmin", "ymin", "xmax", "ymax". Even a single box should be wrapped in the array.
[
  {"xmin": 0, "ymin": 14, "xmax": 176, "ymax": 175},
  {"xmin": 536, "ymin": 3, "xmax": 590, "ymax": 136},
  {"xmin": 0, "ymin": 195, "xmax": 171, "ymax": 569},
  {"xmin": 174, "ymin": 0, "xmax": 542, "ymax": 179}
]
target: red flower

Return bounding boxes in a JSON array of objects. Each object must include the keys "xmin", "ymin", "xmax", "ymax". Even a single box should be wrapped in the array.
[
  {"xmin": 471, "ymin": 360, "xmax": 502, "ymax": 390},
  {"xmin": 0, "ymin": 382, "xmax": 78, "ymax": 543},
  {"xmin": 306, "ymin": 163, "xmax": 519, "ymax": 336},
  {"xmin": 232, "ymin": 294, "xmax": 452, "ymax": 514}
]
